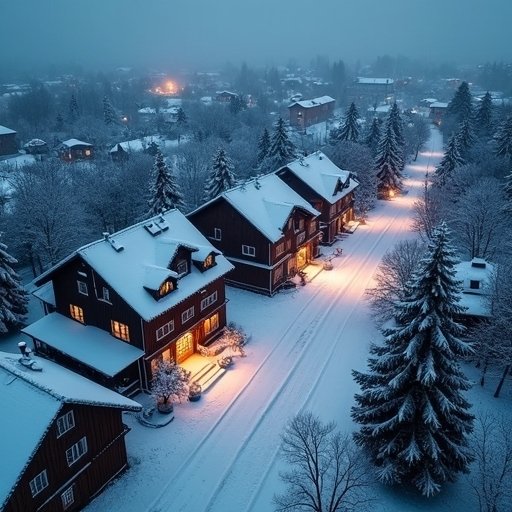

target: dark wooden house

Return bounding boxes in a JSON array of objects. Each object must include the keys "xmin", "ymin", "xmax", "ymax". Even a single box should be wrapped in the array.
[
  {"xmin": 276, "ymin": 152, "xmax": 359, "ymax": 245},
  {"xmin": 0, "ymin": 352, "xmax": 140, "ymax": 512},
  {"xmin": 58, "ymin": 139, "xmax": 93, "ymax": 162},
  {"xmin": 24, "ymin": 209, "xmax": 234, "ymax": 392},
  {"xmin": 215, "ymin": 90, "xmax": 239, "ymax": 103},
  {"xmin": 429, "ymin": 102, "xmax": 448, "ymax": 126},
  {"xmin": 188, "ymin": 174, "xmax": 321, "ymax": 296},
  {"xmin": 350, "ymin": 77, "xmax": 394, "ymax": 106},
  {"xmin": 0, "ymin": 125, "xmax": 18, "ymax": 156},
  {"xmin": 288, "ymin": 96, "xmax": 335, "ymax": 130}
]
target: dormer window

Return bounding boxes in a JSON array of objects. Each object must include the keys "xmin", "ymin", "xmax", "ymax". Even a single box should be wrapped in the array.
[
  {"xmin": 159, "ymin": 280, "xmax": 174, "ymax": 297},
  {"xmin": 176, "ymin": 259, "xmax": 188, "ymax": 276},
  {"xmin": 204, "ymin": 254, "xmax": 214, "ymax": 270}
]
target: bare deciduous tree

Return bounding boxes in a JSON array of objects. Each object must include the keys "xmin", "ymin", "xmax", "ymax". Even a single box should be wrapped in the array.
[
  {"xmin": 274, "ymin": 412, "xmax": 373, "ymax": 512},
  {"xmin": 366, "ymin": 239, "xmax": 425, "ymax": 321},
  {"xmin": 412, "ymin": 176, "xmax": 443, "ymax": 242},
  {"xmin": 468, "ymin": 412, "xmax": 512, "ymax": 512}
]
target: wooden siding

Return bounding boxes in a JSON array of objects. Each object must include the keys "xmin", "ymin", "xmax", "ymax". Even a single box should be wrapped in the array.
[
  {"xmin": 5, "ymin": 404, "xmax": 129, "ymax": 512},
  {"xmin": 288, "ymin": 102, "xmax": 335, "ymax": 129},
  {"xmin": 0, "ymin": 132, "xmax": 17, "ymax": 156}
]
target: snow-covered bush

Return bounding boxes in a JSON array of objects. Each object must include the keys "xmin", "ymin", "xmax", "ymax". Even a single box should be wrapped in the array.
[{"xmin": 151, "ymin": 360, "xmax": 190, "ymax": 409}]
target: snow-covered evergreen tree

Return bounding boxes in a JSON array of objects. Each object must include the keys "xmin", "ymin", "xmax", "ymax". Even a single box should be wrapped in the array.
[
  {"xmin": 364, "ymin": 117, "xmax": 381, "ymax": 156},
  {"xmin": 337, "ymin": 102, "xmax": 360, "ymax": 142},
  {"xmin": 69, "ymin": 93, "xmax": 80, "ymax": 123},
  {"xmin": 0, "ymin": 238, "xmax": 28, "ymax": 333},
  {"xmin": 475, "ymin": 92, "xmax": 493, "ymax": 137},
  {"xmin": 176, "ymin": 107, "xmax": 187, "ymax": 126},
  {"xmin": 375, "ymin": 120, "xmax": 403, "ymax": 198},
  {"xmin": 495, "ymin": 116, "xmax": 512, "ymax": 164},
  {"xmin": 55, "ymin": 112, "xmax": 64, "ymax": 131},
  {"xmin": 103, "ymin": 96, "xmax": 117, "ymax": 125},
  {"xmin": 147, "ymin": 149, "xmax": 184, "ymax": 215},
  {"xmin": 456, "ymin": 119, "xmax": 476, "ymax": 158},
  {"xmin": 435, "ymin": 134, "xmax": 465, "ymax": 185},
  {"xmin": 203, "ymin": 148, "xmax": 236, "ymax": 201},
  {"xmin": 268, "ymin": 117, "xmax": 296, "ymax": 168},
  {"xmin": 257, "ymin": 127, "xmax": 270, "ymax": 164},
  {"xmin": 388, "ymin": 103, "xmax": 405, "ymax": 170},
  {"xmin": 447, "ymin": 81, "xmax": 473, "ymax": 123},
  {"xmin": 151, "ymin": 360, "xmax": 189, "ymax": 409},
  {"xmin": 352, "ymin": 223, "xmax": 474, "ymax": 497}
]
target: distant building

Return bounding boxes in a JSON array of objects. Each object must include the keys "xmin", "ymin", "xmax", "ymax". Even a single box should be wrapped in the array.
[
  {"xmin": 58, "ymin": 139, "xmax": 93, "ymax": 162},
  {"xmin": 23, "ymin": 138, "xmax": 48, "ymax": 155},
  {"xmin": 428, "ymin": 102, "xmax": 448, "ymax": 125},
  {"xmin": 351, "ymin": 77, "xmax": 394, "ymax": 106},
  {"xmin": 0, "ymin": 125, "xmax": 17, "ymax": 156},
  {"xmin": 0, "ymin": 351, "xmax": 140, "ymax": 512},
  {"xmin": 288, "ymin": 96, "xmax": 335, "ymax": 130},
  {"xmin": 215, "ymin": 91, "xmax": 239, "ymax": 103}
]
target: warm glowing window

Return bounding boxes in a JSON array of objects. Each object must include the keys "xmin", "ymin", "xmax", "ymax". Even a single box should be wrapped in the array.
[
  {"xmin": 30, "ymin": 470, "xmax": 48, "ymax": 497},
  {"xmin": 201, "ymin": 291, "xmax": 217, "ymax": 310},
  {"xmin": 176, "ymin": 332, "xmax": 194, "ymax": 361},
  {"xmin": 204, "ymin": 314, "xmax": 219, "ymax": 335},
  {"xmin": 156, "ymin": 320, "xmax": 174, "ymax": 341},
  {"xmin": 77, "ymin": 280, "xmax": 88, "ymax": 296},
  {"xmin": 182, "ymin": 306, "xmax": 194, "ymax": 323},
  {"xmin": 69, "ymin": 305, "xmax": 84, "ymax": 323},
  {"xmin": 159, "ymin": 280, "xmax": 174, "ymax": 296},
  {"xmin": 204, "ymin": 254, "xmax": 214, "ymax": 269},
  {"xmin": 111, "ymin": 320, "xmax": 130, "ymax": 341}
]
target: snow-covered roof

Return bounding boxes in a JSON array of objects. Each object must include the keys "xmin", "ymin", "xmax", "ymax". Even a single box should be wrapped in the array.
[
  {"xmin": 61, "ymin": 138, "xmax": 92, "ymax": 148},
  {"xmin": 22, "ymin": 313, "xmax": 145, "ymax": 377},
  {"xmin": 0, "ymin": 125, "xmax": 16, "ymax": 135},
  {"xmin": 215, "ymin": 90, "xmax": 238, "ymax": 96},
  {"xmin": 23, "ymin": 138, "xmax": 46, "ymax": 147},
  {"xmin": 31, "ymin": 280, "xmax": 56, "ymax": 306},
  {"xmin": 191, "ymin": 174, "xmax": 320, "ymax": 243},
  {"xmin": 455, "ymin": 258, "xmax": 495, "ymax": 317},
  {"xmin": 0, "ymin": 351, "xmax": 140, "ymax": 508},
  {"xmin": 143, "ymin": 265, "xmax": 178, "ymax": 290},
  {"xmin": 279, "ymin": 152, "xmax": 359, "ymax": 205},
  {"xmin": 429, "ymin": 102, "xmax": 448, "ymax": 109},
  {"xmin": 288, "ymin": 95, "xmax": 335, "ymax": 109},
  {"xmin": 368, "ymin": 104, "xmax": 391, "ymax": 113},
  {"xmin": 109, "ymin": 135, "xmax": 175, "ymax": 153},
  {"xmin": 356, "ymin": 77, "xmax": 394, "ymax": 85},
  {"xmin": 32, "ymin": 210, "xmax": 234, "ymax": 322}
]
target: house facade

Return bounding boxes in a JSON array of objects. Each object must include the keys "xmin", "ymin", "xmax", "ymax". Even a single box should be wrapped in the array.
[
  {"xmin": 429, "ymin": 102, "xmax": 448, "ymax": 126},
  {"xmin": 0, "ymin": 125, "xmax": 18, "ymax": 156},
  {"xmin": 350, "ymin": 77, "xmax": 394, "ymax": 106},
  {"xmin": 0, "ymin": 352, "xmax": 140, "ymax": 512},
  {"xmin": 24, "ymin": 210, "xmax": 234, "ymax": 392},
  {"xmin": 58, "ymin": 139, "xmax": 93, "ymax": 162},
  {"xmin": 188, "ymin": 174, "xmax": 321, "ymax": 296},
  {"xmin": 288, "ymin": 96, "xmax": 335, "ymax": 130},
  {"xmin": 276, "ymin": 152, "xmax": 359, "ymax": 245}
]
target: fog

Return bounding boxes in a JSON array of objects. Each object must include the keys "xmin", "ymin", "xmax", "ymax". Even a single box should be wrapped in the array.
[{"xmin": 1, "ymin": 0, "xmax": 511, "ymax": 73}]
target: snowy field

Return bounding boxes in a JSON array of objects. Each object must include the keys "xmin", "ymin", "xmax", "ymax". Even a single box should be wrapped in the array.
[{"xmin": 2, "ymin": 126, "xmax": 509, "ymax": 512}]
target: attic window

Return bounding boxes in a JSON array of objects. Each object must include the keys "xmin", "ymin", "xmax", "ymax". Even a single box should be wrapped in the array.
[
  {"xmin": 204, "ymin": 254, "xmax": 214, "ymax": 269},
  {"xmin": 159, "ymin": 280, "xmax": 174, "ymax": 297},
  {"xmin": 176, "ymin": 260, "xmax": 188, "ymax": 275},
  {"xmin": 470, "ymin": 280, "xmax": 480, "ymax": 290}
]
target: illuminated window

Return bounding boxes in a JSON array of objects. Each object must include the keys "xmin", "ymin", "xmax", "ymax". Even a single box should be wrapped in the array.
[
  {"xmin": 57, "ymin": 410, "xmax": 75, "ymax": 437},
  {"xmin": 156, "ymin": 320, "xmax": 174, "ymax": 341},
  {"xmin": 159, "ymin": 280, "xmax": 174, "ymax": 297},
  {"xmin": 61, "ymin": 486, "xmax": 75, "ymax": 509},
  {"xmin": 201, "ymin": 291, "xmax": 217, "ymax": 310},
  {"xmin": 242, "ymin": 245, "xmax": 255, "ymax": 257},
  {"xmin": 69, "ymin": 305, "xmax": 84, "ymax": 323},
  {"xmin": 204, "ymin": 314, "xmax": 219, "ymax": 335},
  {"xmin": 77, "ymin": 280, "xmax": 88, "ymax": 296},
  {"xmin": 111, "ymin": 320, "xmax": 130, "ymax": 341},
  {"xmin": 30, "ymin": 470, "xmax": 48, "ymax": 497},
  {"xmin": 182, "ymin": 307, "xmax": 194, "ymax": 323},
  {"xmin": 204, "ymin": 254, "xmax": 214, "ymax": 269},
  {"xmin": 66, "ymin": 437, "xmax": 88, "ymax": 466},
  {"xmin": 84, "ymin": 149, "xmax": 91, "ymax": 157},
  {"xmin": 176, "ymin": 260, "xmax": 188, "ymax": 275},
  {"xmin": 176, "ymin": 332, "xmax": 194, "ymax": 361}
]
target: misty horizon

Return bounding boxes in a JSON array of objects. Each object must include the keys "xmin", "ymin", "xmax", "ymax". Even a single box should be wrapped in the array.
[{"xmin": 1, "ymin": 0, "xmax": 512, "ymax": 77}]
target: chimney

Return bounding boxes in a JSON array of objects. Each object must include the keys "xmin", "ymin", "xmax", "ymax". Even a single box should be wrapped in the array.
[
  {"xmin": 102, "ymin": 232, "xmax": 110, "ymax": 241},
  {"xmin": 18, "ymin": 341, "xmax": 27, "ymax": 357}
]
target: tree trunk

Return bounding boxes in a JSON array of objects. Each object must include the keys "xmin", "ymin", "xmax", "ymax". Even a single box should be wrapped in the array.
[{"xmin": 494, "ymin": 364, "xmax": 510, "ymax": 398}]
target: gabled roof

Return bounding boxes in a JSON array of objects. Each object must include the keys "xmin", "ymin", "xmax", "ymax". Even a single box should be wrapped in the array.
[
  {"xmin": 278, "ymin": 152, "xmax": 359, "ymax": 205},
  {"xmin": 0, "ymin": 125, "xmax": 16, "ymax": 135},
  {"xmin": 288, "ymin": 95, "xmax": 335, "ymax": 109},
  {"xmin": 189, "ymin": 174, "xmax": 320, "ymax": 243},
  {"xmin": 429, "ymin": 102, "xmax": 448, "ymax": 108},
  {"xmin": 0, "ymin": 352, "xmax": 140, "ymax": 508},
  {"xmin": 32, "ymin": 210, "xmax": 234, "ymax": 322},
  {"xmin": 61, "ymin": 138, "xmax": 92, "ymax": 148}
]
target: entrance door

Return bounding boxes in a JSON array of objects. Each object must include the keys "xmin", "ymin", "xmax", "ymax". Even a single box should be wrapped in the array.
[
  {"xmin": 176, "ymin": 332, "xmax": 194, "ymax": 363},
  {"xmin": 296, "ymin": 246, "xmax": 308, "ymax": 268}
]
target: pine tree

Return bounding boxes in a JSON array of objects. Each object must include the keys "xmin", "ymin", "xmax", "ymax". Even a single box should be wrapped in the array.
[
  {"xmin": 257, "ymin": 128, "xmax": 270, "ymax": 164},
  {"xmin": 352, "ymin": 223, "xmax": 474, "ymax": 496},
  {"xmin": 337, "ymin": 102, "xmax": 360, "ymax": 142},
  {"xmin": 176, "ymin": 107, "xmax": 187, "ymax": 126},
  {"xmin": 375, "ymin": 120, "xmax": 403, "ymax": 198},
  {"xmin": 495, "ymin": 116, "xmax": 512, "ymax": 163},
  {"xmin": 203, "ymin": 148, "xmax": 236, "ymax": 201},
  {"xmin": 455, "ymin": 119, "xmax": 475, "ymax": 158},
  {"xmin": 55, "ymin": 112, "xmax": 64, "ymax": 131},
  {"xmin": 103, "ymin": 96, "xmax": 117, "ymax": 125},
  {"xmin": 504, "ymin": 172, "xmax": 512, "ymax": 212},
  {"xmin": 475, "ymin": 92, "xmax": 493, "ymax": 136},
  {"xmin": 364, "ymin": 117, "xmax": 382, "ymax": 156},
  {"xmin": 147, "ymin": 149, "xmax": 184, "ymax": 215},
  {"xmin": 0, "ymin": 238, "xmax": 29, "ymax": 333},
  {"xmin": 389, "ymin": 103, "xmax": 405, "ymax": 170},
  {"xmin": 268, "ymin": 117, "xmax": 296, "ymax": 168},
  {"xmin": 435, "ymin": 134, "xmax": 465, "ymax": 185},
  {"xmin": 69, "ymin": 93, "xmax": 80, "ymax": 123},
  {"xmin": 447, "ymin": 81, "xmax": 472, "ymax": 123},
  {"xmin": 230, "ymin": 94, "xmax": 243, "ymax": 115}
]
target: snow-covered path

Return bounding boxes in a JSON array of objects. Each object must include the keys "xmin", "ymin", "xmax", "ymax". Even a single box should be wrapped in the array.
[{"xmin": 87, "ymin": 128, "xmax": 444, "ymax": 512}]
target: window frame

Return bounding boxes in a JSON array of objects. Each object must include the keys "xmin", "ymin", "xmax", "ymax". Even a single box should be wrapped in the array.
[
  {"xmin": 156, "ymin": 320, "xmax": 174, "ymax": 341},
  {"xmin": 200, "ymin": 291, "xmax": 218, "ymax": 311},
  {"xmin": 111, "ymin": 320, "xmax": 130, "ymax": 341},
  {"xmin": 61, "ymin": 485, "xmax": 75, "ymax": 510},
  {"xmin": 101, "ymin": 286, "xmax": 111, "ymax": 303},
  {"xmin": 275, "ymin": 242, "xmax": 285, "ymax": 256},
  {"xmin": 181, "ymin": 306, "xmax": 195, "ymax": 324},
  {"xmin": 29, "ymin": 469, "xmax": 49, "ymax": 498},
  {"xmin": 470, "ymin": 280, "xmax": 480, "ymax": 290},
  {"xmin": 77, "ymin": 280, "xmax": 88, "ymax": 296},
  {"xmin": 176, "ymin": 259, "xmax": 188, "ymax": 276},
  {"xmin": 69, "ymin": 304, "xmax": 84, "ymax": 324},
  {"xmin": 56, "ymin": 410, "xmax": 75, "ymax": 438},
  {"xmin": 212, "ymin": 228, "xmax": 222, "ymax": 241},
  {"xmin": 66, "ymin": 436, "xmax": 88, "ymax": 467},
  {"xmin": 204, "ymin": 313, "xmax": 219, "ymax": 335},
  {"xmin": 242, "ymin": 245, "xmax": 256, "ymax": 257}
]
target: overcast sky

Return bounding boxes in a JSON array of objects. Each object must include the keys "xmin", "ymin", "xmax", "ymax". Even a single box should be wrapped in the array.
[{"xmin": 2, "ymin": 0, "xmax": 511, "ymax": 74}]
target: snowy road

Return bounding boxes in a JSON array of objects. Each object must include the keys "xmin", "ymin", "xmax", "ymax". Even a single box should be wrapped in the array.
[{"xmin": 87, "ymin": 128, "xmax": 444, "ymax": 512}]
